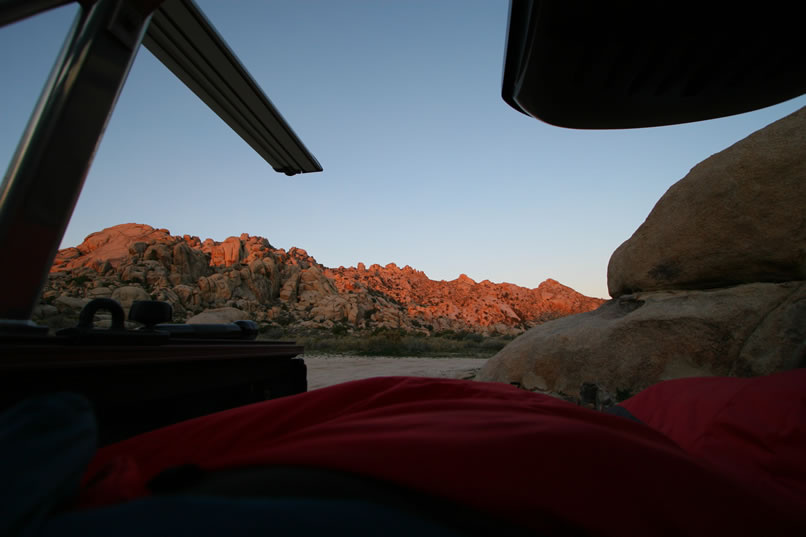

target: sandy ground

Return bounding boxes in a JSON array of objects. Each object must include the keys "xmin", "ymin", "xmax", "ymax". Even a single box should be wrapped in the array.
[{"xmin": 302, "ymin": 354, "xmax": 489, "ymax": 390}]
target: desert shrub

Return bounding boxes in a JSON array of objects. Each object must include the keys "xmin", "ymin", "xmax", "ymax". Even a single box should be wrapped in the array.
[
  {"xmin": 292, "ymin": 327, "xmax": 509, "ymax": 358},
  {"xmin": 259, "ymin": 325, "xmax": 287, "ymax": 340},
  {"xmin": 480, "ymin": 338, "xmax": 509, "ymax": 352},
  {"xmin": 464, "ymin": 332, "xmax": 484, "ymax": 343},
  {"xmin": 331, "ymin": 323, "xmax": 349, "ymax": 336},
  {"xmin": 402, "ymin": 337, "xmax": 429, "ymax": 355}
]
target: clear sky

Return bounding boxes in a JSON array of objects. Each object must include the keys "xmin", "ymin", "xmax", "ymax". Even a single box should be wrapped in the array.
[{"xmin": 2, "ymin": 1, "xmax": 805, "ymax": 299}]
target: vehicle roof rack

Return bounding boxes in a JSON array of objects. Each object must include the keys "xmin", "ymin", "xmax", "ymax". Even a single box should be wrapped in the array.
[{"xmin": 143, "ymin": 0, "xmax": 322, "ymax": 175}]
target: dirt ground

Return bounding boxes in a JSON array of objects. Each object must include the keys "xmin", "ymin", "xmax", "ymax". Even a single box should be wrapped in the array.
[{"xmin": 302, "ymin": 354, "xmax": 489, "ymax": 390}]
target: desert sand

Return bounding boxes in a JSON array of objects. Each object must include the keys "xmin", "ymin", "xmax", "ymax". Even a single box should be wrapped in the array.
[{"xmin": 303, "ymin": 354, "xmax": 489, "ymax": 390}]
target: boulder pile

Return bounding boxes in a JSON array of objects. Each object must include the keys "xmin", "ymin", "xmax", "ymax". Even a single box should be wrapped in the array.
[
  {"xmin": 38, "ymin": 224, "xmax": 603, "ymax": 335},
  {"xmin": 478, "ymin": 106, "xmax": 806, "ymax": 399}
]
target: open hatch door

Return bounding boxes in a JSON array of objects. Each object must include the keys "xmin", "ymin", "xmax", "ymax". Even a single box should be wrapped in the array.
[{"xmin": 502, "ymin": 1, "xmax": 806, "ymax": 128}]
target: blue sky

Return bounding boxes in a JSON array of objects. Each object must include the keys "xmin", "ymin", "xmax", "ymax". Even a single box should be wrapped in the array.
[{"xmin": 2, "ymin": 1, "xmax": 805, "ymax": 298}]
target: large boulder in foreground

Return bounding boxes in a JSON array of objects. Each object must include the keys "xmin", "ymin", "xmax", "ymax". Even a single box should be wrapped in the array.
[
  {"xmin": 608, "ymin": 106, "xmax": 806, "ymax": 298},
  {"xmin": 477, "ymin": 282, "xmax": 806, "ymax": 398}
]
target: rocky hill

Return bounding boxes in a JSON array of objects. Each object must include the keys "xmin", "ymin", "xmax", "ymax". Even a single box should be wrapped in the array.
[{"xmin": 37, "ymin": 223, "xmax": 604, "ymax": 335}]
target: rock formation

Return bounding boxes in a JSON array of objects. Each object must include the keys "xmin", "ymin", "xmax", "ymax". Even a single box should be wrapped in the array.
[
  {"xmin": 479, "ymin": 106, "xmax": 806, "ymax": 399},
  {"xmin": 478, "ymin": 283, "xmax": 806, "ymax": 398},
  {"xmin": 608, "ymin": 106, "xmax": 806, "ymax": 297},
  {"xmin": 38, "ymin": 224, "xmax": 604, "ymax": 335},
  {"xmin": 326, "ymin": 265, "xmax": 597, "ymax": 333}
]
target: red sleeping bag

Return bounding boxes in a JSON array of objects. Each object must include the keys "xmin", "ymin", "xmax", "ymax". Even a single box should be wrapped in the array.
[
  {"xmin": 620, "ymin": 368, "xmax": 806, "ymax": 508},
  {"xmin": 78, "ymin": 372, "xmax": 806, "ymax": 536}
]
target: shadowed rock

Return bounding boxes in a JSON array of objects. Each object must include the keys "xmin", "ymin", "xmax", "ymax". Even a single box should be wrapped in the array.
[
  {"xmin": 477, "ymin": 282, "xmax": 806, "ymax": 398},
  {"xmin": 608, "ymin": 106, "xmax": 806, "ymax": 297}
]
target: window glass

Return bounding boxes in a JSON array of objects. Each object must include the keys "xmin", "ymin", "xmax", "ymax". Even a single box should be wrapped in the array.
[{"xmin": 0, "ymin": 4, "xmax": 80, "ymax": 173}]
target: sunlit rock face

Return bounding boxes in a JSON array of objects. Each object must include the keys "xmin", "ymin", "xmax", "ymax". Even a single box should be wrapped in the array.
[
  {"xmin": 480, "ymin": 106, "xmax": 806, "ymax": 400},
  {"xmin": 326, "ymin": 265, "xmax": 603, "ymax": 333},
  {"xmin": 39, "ymin": 223, "xmax": 603, "ymax": 334}
]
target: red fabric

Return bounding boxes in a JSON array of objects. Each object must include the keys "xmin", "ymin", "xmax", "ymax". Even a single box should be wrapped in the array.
[
  {"xmin": 78, "ymin": 455, "xmax": 148, "ymax": 508},
  {"xmin": 621, "ymin": 368, "xmax": 806, "ymax": 507},
  {"xmin": 79, "ymin": 376, "xmax": 805, "ymax": 536}
]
